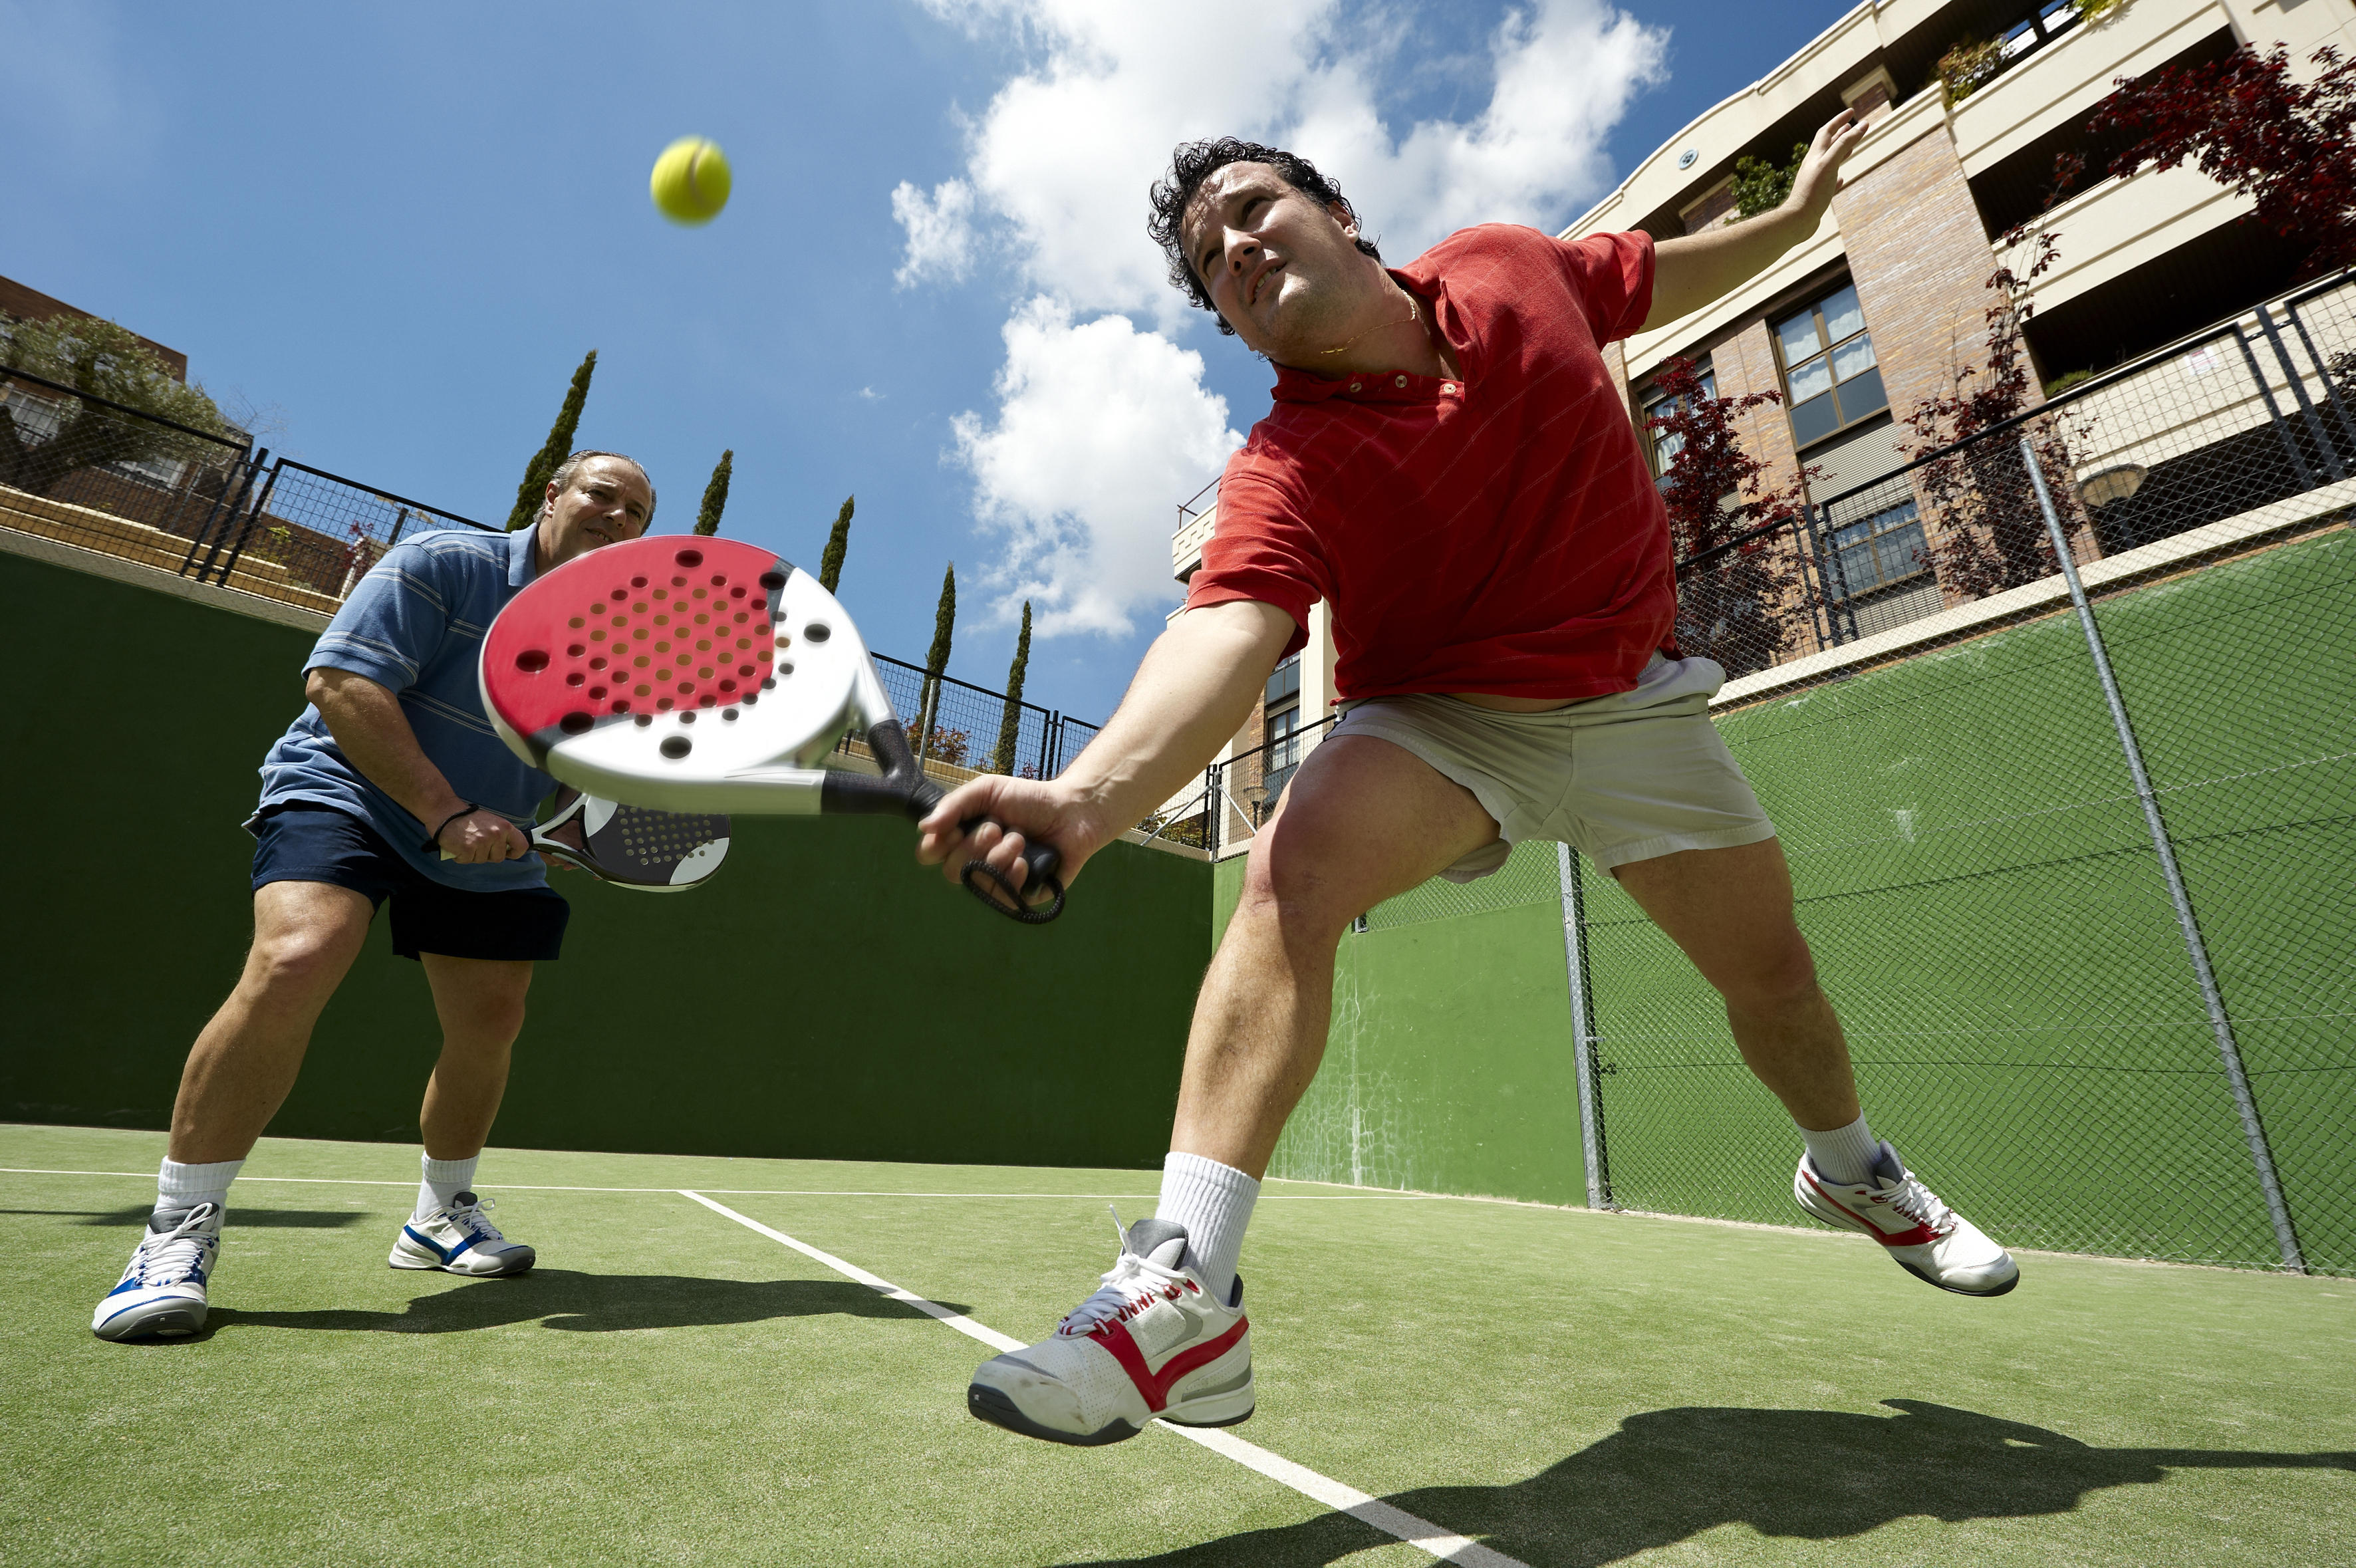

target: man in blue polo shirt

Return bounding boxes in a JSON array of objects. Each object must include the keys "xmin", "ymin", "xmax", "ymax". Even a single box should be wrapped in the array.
[{"xmin": 92, "ymin": 451, "xmax": 656, "ymax": 1341}]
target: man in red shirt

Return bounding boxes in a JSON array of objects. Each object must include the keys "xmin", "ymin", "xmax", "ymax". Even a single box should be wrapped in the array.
[{"xmin": 924, "ymin": 112, "xmax": 2017, "ymax": 1448}]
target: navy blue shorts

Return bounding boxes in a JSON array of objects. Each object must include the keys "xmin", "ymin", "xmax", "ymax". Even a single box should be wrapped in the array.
[{"xmin": 250, "ymin": 805, "xmax": 569, "ymax": 963}]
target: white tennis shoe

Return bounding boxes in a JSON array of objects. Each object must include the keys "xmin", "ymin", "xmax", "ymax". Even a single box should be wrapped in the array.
[
  {"xmin": 968, "ymin": 1212, "xmax": 1253, "ymax": 1446},
  {"xmin": 1794, "ymin": 1142, "xmax": 2018, "ymax": 1296},
  {"xmin": 92, "ymin": 1202, "xmax": 221, "ymax": 1341},
  {"xmin": 389, "ymin": 1192, "xmax": 537, "ymax": 1276}
]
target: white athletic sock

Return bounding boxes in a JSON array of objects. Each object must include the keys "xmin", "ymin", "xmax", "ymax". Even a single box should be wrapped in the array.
[
  {"xmin": 416, "ymin": 1153, "xmax": 480, "ymax": 1220},
  {"xmin": 156, "ymin": 1158, "xmax": 241, "ymax": 1223},
  {"xmin": 1154, "ymin": 1152, "xmax": 1259, "ymax": 1307},
  {"xmin": 1799, "ymin": 1113, "xmax": 1881, "ymax": 1186}
]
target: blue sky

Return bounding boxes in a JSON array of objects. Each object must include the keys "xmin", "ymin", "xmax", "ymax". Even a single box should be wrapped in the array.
[{"xmin": 3, "ymin": 0, "xmax": 1841, "ymax": 725}]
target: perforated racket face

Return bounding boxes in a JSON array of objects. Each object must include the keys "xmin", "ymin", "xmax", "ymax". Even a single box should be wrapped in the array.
[
  {"xmin": 482, "ymin": 536, "xmax": 891, "ymax": 814},
  {"xmin": 563, "ymin": 798, "xmax": 730, "ymax": 890}
]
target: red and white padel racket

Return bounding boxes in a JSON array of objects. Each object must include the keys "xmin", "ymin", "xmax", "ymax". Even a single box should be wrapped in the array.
[{"xmin": 475, "ymin": 535, "xmax": 1063, "ymax": 923}]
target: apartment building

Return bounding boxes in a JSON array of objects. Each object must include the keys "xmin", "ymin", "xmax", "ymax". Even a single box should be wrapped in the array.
[{"xmin": 1168, "ymin": 0, "xmax": 2356, "ymax": 849}]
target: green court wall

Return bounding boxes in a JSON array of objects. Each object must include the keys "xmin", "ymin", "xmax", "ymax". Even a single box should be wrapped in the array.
[
  {"xmin": 1229, "ymin": 531, "xmax": 2353, "ymax": 1275},
  {"xmin": 0, "ymin": 551, "xmax": 1210, "ymax": 1168}
]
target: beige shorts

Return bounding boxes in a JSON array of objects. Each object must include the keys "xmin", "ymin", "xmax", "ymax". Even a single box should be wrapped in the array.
[{"xmin": 1330, "ymin": 654, "xmax": 1777, "ymax": 881}]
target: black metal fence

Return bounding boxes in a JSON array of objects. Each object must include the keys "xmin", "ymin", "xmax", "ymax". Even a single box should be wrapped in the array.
[
  {"xmin": 862, "ymin": 653, "xmax": 1099, "ymax": 781},
  {"xmin": 1672, "ymin": 267, "xmax": 2356, "ymax": 678},
  {"xmin": 2, "ymin": 362, "xmax": 1107, "ymax": 778}
]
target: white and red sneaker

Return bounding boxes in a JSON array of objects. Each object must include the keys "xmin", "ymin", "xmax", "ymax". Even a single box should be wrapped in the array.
[
  {"xmin": 968, "ymin": 1212, "xmax": 1253, "ymax": 1446},
  {"xmin": 1795, "ymin": 1142, "xmax": 2018, "ymax": 1296}
]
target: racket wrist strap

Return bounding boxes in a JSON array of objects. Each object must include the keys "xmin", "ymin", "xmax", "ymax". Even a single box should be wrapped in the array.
[{"xmin": 423, "ymin": 803, "xmax": 481, "ymax": 851}]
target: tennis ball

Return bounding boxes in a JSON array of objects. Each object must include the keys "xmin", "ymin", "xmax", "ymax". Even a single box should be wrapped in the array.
[{"xmin": 650, "ymin": 137, "xmax": 731, "ymax": 225}]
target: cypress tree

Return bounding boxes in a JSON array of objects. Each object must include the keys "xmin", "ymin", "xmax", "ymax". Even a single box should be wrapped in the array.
[
  {"xmin": 819, "ymin": 494, "xmax": 854, "ymax": 592},
  {"xmin": 506, "ymin": 349, "xmax": 597, "ymax": 531},
  {"xmin": 693, "ymin": 449, "xmax": 733, "ymax": 536},
  {"xmin": 914, "ymin": 562, "xmax": 956, "ymax": 762},
  {"xmin": 991, "ymin": 601, "xmax": 1031, "ymax": 775}
]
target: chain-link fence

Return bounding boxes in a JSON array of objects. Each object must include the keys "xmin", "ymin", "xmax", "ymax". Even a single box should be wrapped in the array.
[
  {"xmin": 1, "ymin": 364, "xmax": 255, "ymax": 576},
  {"xmin": 1573, "ymin": 274, "xmax": 2356, "ymax": 1277}
]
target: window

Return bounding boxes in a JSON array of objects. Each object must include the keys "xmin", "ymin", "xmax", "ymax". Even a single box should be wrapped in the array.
[
  {"xmin": 1638, "ymin": 365, "xmax": 1716, "ymax": 480},
  {"xmin": 1773, "ymin": 283, "xmax": 1887, "ymax": 448},
  {"xmin": 1825, "ymin": 499, "xmax": 1928, "ymax": 598},
  {"xmin": 1259, "ymin": 654, "xmax": 1303, "ymax": 812}
]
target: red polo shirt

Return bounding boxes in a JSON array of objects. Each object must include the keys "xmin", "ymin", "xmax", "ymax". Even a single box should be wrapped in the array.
[{"xmin": 1184, "ymin": 224, "xmax": 1675, "ymax": 703}]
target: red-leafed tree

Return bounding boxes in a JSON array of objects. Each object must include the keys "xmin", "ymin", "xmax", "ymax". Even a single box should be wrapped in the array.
[
  {"xmin": 1898, "ymin": 228, "xmax": 2089, "ymax": 599},
  {"xmin": 2089, "ymin": 44, "xmax": 2356, "ymax": 282},
  {"xmin": 1645, "ymin": 356, "xmax": 1813, "ymax": 674}
]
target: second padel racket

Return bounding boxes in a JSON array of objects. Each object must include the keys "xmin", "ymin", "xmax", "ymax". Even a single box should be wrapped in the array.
[
  {"xmin": 475, "ymin": 535, "xmax": 1063, "ymax": 923},
  {"xmin": 442, "ymin": 788, "xmax": 731, "ymax": 892}
]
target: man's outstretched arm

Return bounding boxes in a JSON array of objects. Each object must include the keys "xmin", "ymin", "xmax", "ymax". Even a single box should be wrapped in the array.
[
  {"xmin": 916, "ymin": 598, "xmax": 1297, "ymax": 892},
  {"xmin": 1642, "ymin": 106, "xmax": 1869, "ymax": 332}
]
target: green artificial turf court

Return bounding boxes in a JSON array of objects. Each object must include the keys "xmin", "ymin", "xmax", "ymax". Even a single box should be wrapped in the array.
[{"xmin": 6, "ymin": 1123, "xmax": 2351, "ymax": 1567}]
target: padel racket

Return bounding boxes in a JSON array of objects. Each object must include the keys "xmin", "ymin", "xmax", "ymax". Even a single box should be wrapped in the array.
[
  {"xmin": 475, "ymin": 535, "xmax": 1063, "ymax": 923},
  {"xmin": 442, "ymin": 788, "xmax": 731, "ymax": 892}
]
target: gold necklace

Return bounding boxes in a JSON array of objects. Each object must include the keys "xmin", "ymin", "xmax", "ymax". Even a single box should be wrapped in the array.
[{"xmin": 1317, "ymin": 287, "xmax": 1422, "ymax": 358}]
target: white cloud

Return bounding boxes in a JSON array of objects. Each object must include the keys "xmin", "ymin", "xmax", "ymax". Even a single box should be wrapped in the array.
[
  {"xmin": 908, "ymin": 0, "xmax": 1670, "ymax": 635},
  {"xmin": 891, "ymin": 178, "xmax": 978, "ymax": 287},
  {"xmin": 952, "ymin": 297, "xmax": 1243, "ymax": 638}
]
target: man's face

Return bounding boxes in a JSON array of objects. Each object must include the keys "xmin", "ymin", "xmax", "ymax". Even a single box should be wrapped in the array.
[
  {"xmin": 1182, "ymin": 163, "xmax": 1379, "ymax": 360},
  {"xmin": 539, "ymin": 457, "xmax": 652, "ymax": 567}
]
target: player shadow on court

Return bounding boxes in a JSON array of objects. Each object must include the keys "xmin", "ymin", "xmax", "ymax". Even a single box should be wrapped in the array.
[
  {"xmin": 201, "ymin": 1269, "xmax": 972, "ymax": 1338},
  {"xmin": 47, "ymin": 1205, "xmax": 373, "ymax": 1229},
  {"xmin": 1058, "ymin": 1400, "xmax": 2356, "ymax": 1568}
]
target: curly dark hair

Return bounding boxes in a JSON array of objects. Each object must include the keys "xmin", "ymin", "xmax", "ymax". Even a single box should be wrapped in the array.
[{"xmin": 1147, "ymin": 138, "xmax": 1382, "ymax": 336}]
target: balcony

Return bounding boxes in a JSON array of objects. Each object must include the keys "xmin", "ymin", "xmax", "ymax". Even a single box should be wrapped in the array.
[{"xmin": 1949, "ymin": 0, "xmax": 2235, "ymax": 174}]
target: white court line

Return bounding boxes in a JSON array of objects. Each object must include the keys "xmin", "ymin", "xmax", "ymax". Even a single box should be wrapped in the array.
[
  {"xmin": 676, "ymin": 1189, "xmax": 1527, "ymax": 1568},
  {"xmin": 0, "ymin": 1168, "xmax": 1439, "ymax": 1201}
]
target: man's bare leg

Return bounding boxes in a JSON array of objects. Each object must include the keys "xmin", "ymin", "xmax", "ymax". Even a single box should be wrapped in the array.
[
  {"xmin": 392, "ymin": 955, "xmax": 540, "ymax": 1276},
  {"xmin": 1171, "ymin": 734, "xmax": 1503, "ymax": 1177},
  {"xmin": 1615, "ymin": 837, "xmax": 2018, "ymax": 1293},
  {"xmin": 1609, "ymin": 837, "xmax": 1859, "ymax": 1131},
  {"xmin": 168, "ymin": 880, "xmax": 376, "ymax": 1164},
  {"xmin": 415, "ymin": 956, "xmax": 533, "ymax": 1161}
]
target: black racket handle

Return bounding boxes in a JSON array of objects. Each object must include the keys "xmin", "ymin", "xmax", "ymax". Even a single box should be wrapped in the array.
[{"xmin": 907, "ymin": 779, "xmax": 1066, "ymax": 924}]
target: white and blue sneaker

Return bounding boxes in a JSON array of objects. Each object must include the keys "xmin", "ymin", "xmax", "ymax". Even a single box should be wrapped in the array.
[
  {"xmin": 969, "ymin": 1212, "xmax": 1253, "ymax": 1446},
  {"xmin": 389, "ymin": 1192, "xmax": 535, "ymax": 1277},
  {"xmin": 92, "ymin": 1203, "xmax": 221, "ymax": 1341}
]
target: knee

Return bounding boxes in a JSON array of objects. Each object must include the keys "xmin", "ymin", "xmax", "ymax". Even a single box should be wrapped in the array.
[
  {"xmin": 450, "ymin": 996, "xmax": 528, "ymax": 1051},
  {"xmin": 1232, "ymin": 854, "xmax": 1355, "ymax": 950},
  {"xmin": 243, "ymin": 930, "xmax": 351, "ymax": 997},
  {"xmin": 1715, "ymin": 930, "xmax": 1823, "ymax": 1013}
]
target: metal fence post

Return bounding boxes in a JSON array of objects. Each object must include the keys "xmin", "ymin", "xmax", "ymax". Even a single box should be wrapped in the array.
[
  {"xmin": 1555, "ymin": 843, "xmax": 1610, "ymax": 1210},
  {"xmin": 2255, "ymin": 307, "xmax": 2347, "ymax": 484},
  {"xmin": 2230, "ymin": 325, "xmax": 2318, "ymax": 491},
  {"xmin": 210, "ymin": 456, "xmax": 285, "ymax": 588},
  {"xmin": 2022, "ymin": 437, "xmax": 2305, "ymax": 1272},
  {"xmin": 189, "ymin": 446, "xmax": 269, "ymax": 581}
]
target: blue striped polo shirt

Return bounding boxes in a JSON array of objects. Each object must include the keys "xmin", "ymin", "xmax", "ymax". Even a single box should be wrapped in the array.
[{"xmin": 255, "ymin": 525, "xmax": 556, "ymax": 891}]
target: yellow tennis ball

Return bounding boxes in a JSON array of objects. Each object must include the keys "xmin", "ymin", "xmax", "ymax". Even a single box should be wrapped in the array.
[{"xmin": 650, "ymin": 137, "xmax": 731, "ymax": 225}]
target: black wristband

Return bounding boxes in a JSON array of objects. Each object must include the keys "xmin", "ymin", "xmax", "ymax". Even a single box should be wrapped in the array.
[{"xmin": 423, "ymin": 803, "xmax": 481, "ymax": 851}]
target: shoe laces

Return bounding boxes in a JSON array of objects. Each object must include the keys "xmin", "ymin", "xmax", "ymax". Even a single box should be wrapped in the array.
[
  {"xmin": 1057, "ymin": 1207, "xmax": 1193, "ymax": 1338},
  {"xmin": 132, "ymin": 1205, "xmax": 217, "ymax": 1287},
  {"xmin": 1879, "ymin": 1170, "xmax": 1957, "ymax": 1238},
  {"xmin": 444, "ymin": 1195, "xmax": 506, "ymax": 1241}
]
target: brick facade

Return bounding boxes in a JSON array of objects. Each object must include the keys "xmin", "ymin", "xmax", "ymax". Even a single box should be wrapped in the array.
[{"xmin": 1830, "ymin": 126, "xmax": 2000, "ymax": 434}]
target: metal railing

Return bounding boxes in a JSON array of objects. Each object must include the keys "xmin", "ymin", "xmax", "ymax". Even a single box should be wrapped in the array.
[
  {"xmin": 1671, "ymin": 267, "xmax": 2356, "ymax": 678},
  {"xmin": 1, "ymin": 366, "xmax": 1107, "ymax": 764},
  {"xmin": 1187, "ymin": 716, "xmax": 1340, "ymax": 856}
]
